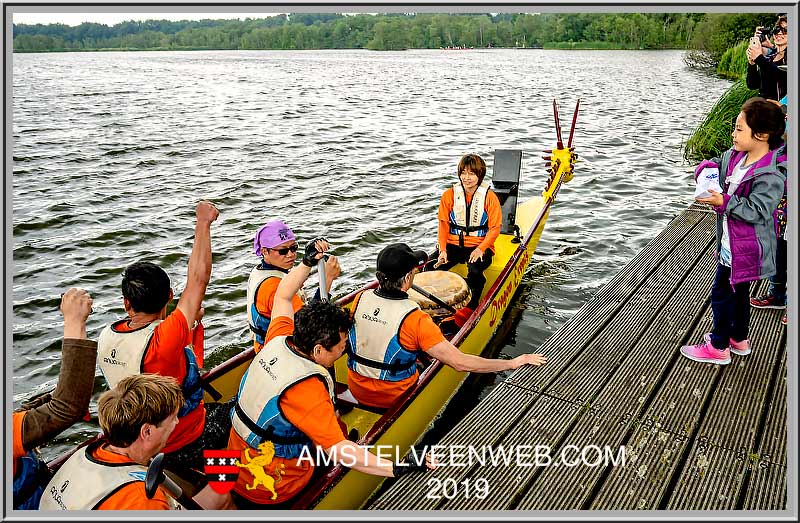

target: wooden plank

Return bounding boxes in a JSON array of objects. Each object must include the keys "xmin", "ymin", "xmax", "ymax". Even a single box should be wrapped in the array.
[
  {"xmin": 513, "ymin": 240, "xmax": 717, "ymax": 509},
  {"xmin": 589, "ymin": 427, "xmax": 689, "ymax": 509},
  {"xmin": 743, "ymin": 336, "xmax": 786, "ymax": 510},
  {"xmin": 369, "ymin": 382, "xmax": 540, "ymax": 510},
  {"xmin": 752, "ymin": 348, "xmax": 786, "ymax": 466},
  {"xmin": 593, "ymin": 283, "xmax": 785, "ymax": 510},
  {"xmin": 743, "ymin": 460, "xmax": 786, "ymax": 510},
  {"xmin": 664, "ymin": 310, "xmax": 786, "ymax": 509},
  {"xmin": 539, "ymin": 223, "xmax": 715, "ymax": 404},
  {"xmin": 439, "ymin": 396, "xmax": 582, "ymax": 510},
  {"xmin": 510, "ymin": 211, "xmax": 715, "ymax": 395},
  {"xmin": 506, "ymin": 210, "xmax": 708, "ymax": 395},
  {"xmin": 666, "ymin": 444, "xmax": 749, "ymax": 510}
]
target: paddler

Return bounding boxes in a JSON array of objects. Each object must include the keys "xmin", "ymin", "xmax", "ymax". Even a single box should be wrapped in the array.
[
  {"xmin": 346, "ymin": 243, "xmax": 547, "ymax": 409},
  {"xmin": 12, "ymin": 288, "xmax": 97, "ymax": 510},
  {"xmin": 228, "ymin": 239, "xmax": 435, "ymax": 507},
  {"xmin": 94, "ymin": 200, "xmax": 229, "ymax": 508},
  {"xmin": 247, "ymin": 220, "xmax": 341, "ymax": 352},
  {"xmin": 39, "ymin": 374, "xmax": 230, "ymax": 510},
  {"xmin": 428, "ymin": 153, "xmax": 503, "ymax": 325}
]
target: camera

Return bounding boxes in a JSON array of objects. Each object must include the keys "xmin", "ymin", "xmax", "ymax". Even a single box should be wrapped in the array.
[{"xmin": 757, "ymin": 26, "xmax": 773, "ymax": 42}]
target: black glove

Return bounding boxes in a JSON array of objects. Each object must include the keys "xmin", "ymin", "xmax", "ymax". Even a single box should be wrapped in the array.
[
  {"xmin": 302, "ymin": 237, "xmax": 328, "ymax": 267},
  {"xmin": 392, "ymin": 448, "xmax": 430, "ymax": 478}
]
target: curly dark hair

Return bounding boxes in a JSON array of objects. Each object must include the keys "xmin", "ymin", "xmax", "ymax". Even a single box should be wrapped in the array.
[
  {"xmin": 122, "ymin": 261, "xmax": 171, "ymax": 314},
  {"xmin": 741, "ymin": 97, "xmax": 786, "ymax": 149},
  {"xmin": 293, "ymin": 299, "xmax": 353, "ymax": 356}
]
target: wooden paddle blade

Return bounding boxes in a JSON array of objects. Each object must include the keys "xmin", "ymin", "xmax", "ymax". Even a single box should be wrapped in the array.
[
  {"xmin": 553, "ymin": 99, "xmax": 563, "ymax": 149},
  {"xmin": 567, "ymin": 98, "xmax": 581, "ymax": 149}
]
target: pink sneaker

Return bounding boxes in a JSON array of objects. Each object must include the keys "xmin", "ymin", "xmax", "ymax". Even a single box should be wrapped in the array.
[
  {"xmin": 680, "ymin": 333, "xmax": 731, "ymax": 365},
  {"xmin": 729, "ymin": 338, "xmax": 751, "ymax": 356}
]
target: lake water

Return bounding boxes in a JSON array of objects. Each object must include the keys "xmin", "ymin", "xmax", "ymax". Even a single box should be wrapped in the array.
[{"xmin": 11, "ymin": 49, "xmax": 732, "ymax": 459}]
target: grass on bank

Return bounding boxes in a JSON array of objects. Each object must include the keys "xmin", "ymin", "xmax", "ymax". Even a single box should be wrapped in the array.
[
  {"xmin": 683, "ymin": 78, "xmax": 759, "ymax": 163},
  {"xmin": 717, "ymin": 39, "xmax": 751, "ymax": 79}
]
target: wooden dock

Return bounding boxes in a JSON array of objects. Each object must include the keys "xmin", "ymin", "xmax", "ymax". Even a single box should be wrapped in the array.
[{"xmin": 369, "ymin": 205, "xmax": 787, "ymax": 511}]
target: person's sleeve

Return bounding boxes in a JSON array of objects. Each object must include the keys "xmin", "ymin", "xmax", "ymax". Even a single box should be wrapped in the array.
[
  {"xmin": 437, "ymin": 189, "xmax": 454, "ymax": 250},
  {"xmin": 147, "ymin": 308, "xmax": 191, "ymax": 375},
  {"xmin": 292, "ymin": 293, "xmax": 304, "ymax": 311},
  {"xmin": 97, "ymin": 483, "xmax": 172, "ymax": 510},
  {"xmin": 721, "ymin": 170, "xmax": 787, "ymax": 224},
  {"xmin": 19, "ymin": 338, "xmax": 98, "ymax": 450},
  {"xmin": 13, "ymin": 411, "xmax": 27, "ymax": 460},
  {"xmin": 264, "ymin": 316, "xmax": 294, "ymax": 347},
  {"xmin": 410, "ymin": 312, "xmax": 446, "ymax": 351},
  {"xmin": 255, "ymin": 278, "xmax": 280, "ymax": 316},
  {"xmin": 281, "ymin": 378, "xmax": 346, "ymax": 449},
  {"xmin": 746, "ymin": 62, "xmax": 761, "ymax": 90},
  {"xmin": 478, "ymin": 190, "xmax": 503, "ymax": 252}
]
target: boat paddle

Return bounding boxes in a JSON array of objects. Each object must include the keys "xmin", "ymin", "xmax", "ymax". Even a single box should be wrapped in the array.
[
  {"xmin": 145, "ymin": 453, "xmax": 203, "ymax": 510},
  {"xmin": 318, "ymin": 256, "xmax": 329, "ymax": 301}
]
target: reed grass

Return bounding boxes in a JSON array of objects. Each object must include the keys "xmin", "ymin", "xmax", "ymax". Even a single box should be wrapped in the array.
[
  {"xmin": 717, "ymin": 39, "xmax": 751, "ymax": 80},
  {"xmin": 683, "ymin": 78, "xmax": 759, "ymax": 163}
]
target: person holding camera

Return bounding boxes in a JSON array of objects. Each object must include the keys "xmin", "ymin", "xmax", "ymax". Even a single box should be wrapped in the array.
[{"xmin": 746, "ymin": 15, "xmax": 787, "ymax": 102}]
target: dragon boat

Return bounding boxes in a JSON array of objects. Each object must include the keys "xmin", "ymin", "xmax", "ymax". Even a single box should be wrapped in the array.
[{"xmin": 46, "ymin": 99, "xmax": 580, "ymax": 510}]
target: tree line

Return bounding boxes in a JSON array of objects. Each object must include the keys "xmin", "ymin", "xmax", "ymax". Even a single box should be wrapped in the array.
[{"xmin": 14, "ymin": 13, "xmax": 715, "ymax": 52}]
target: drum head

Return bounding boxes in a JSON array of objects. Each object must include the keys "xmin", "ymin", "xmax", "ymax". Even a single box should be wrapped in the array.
[{"xmin": 408, "ymin": 270, "xmax": 471, "ymax": 318}]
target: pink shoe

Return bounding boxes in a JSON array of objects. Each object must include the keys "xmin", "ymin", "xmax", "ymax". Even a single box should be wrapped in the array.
[
  {"xmin": 680, "ymin": 333, "xmax": 731, "ymax": 365},
  {"xmin": 729, "ymin": 338, "xmax": 751, "ymax": 356}
]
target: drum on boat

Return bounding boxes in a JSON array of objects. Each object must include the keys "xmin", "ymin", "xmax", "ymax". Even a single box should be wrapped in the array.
[{"xmin": 408, "ymin": 270, "xmax": 471, "ymax": 319}]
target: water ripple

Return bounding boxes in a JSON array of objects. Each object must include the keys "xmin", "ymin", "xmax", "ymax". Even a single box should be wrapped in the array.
[{"xmin": 12, "ymin": 48, "xmax": 731, "ymax": 456}]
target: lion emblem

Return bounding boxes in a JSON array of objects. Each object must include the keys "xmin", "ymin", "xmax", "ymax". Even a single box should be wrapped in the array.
[{"xmin": 235, "ymin": 441, "xmax": 285, "ymax": 499}]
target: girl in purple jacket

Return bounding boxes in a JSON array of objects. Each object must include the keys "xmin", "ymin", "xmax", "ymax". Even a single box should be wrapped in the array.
[{"xmin": 681, "ymin": 98, "xmax": 787, "ymax": 365}]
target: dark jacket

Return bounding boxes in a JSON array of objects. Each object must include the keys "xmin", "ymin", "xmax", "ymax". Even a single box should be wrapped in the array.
[{"xmin": 746, "ymin": 50, "xmax": 787, "ymax": 101}]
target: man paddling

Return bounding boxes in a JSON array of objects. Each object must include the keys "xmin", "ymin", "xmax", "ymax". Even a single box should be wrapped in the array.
[
  {"xmin": 247, "ymin": 220, "xmax": 340, "ymax": 352},
  {"xmin": 228, "ymin": 239, "xmax": 434, "ymax": 507},
  {"xmin": 346, "ymin": 243, "xmax": 547, "ymax": 409}
]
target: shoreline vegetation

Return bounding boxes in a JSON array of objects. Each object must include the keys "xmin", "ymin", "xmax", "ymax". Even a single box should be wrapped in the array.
[
  {"xmin": 10, "ymin": 12, "xmax": 754, "ymax": 53},
  {"xmin": 14, "ymin": 12, "xmax": 775, "ymax": 162}
]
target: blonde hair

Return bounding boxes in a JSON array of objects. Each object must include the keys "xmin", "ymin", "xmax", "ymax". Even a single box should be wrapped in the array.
[{"xmin": 98, "ymin": 374, "xmax": 183, "ymax": 448}]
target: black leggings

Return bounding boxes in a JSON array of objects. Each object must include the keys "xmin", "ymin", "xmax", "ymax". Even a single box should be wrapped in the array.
[{"xmin": 426, "ymin": 244, "xmax": 493, "ymax": 309}]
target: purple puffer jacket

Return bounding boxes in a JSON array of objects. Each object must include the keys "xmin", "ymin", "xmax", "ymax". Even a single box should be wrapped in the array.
[{"xmin": 695, "ymin": 144, "xmax": 787, "ymax": 285}]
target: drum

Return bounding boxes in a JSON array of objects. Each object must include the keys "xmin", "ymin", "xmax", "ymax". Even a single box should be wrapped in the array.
[{"xmin": 408, "ymin": 270, "xmax": 471, "ymax": 319}]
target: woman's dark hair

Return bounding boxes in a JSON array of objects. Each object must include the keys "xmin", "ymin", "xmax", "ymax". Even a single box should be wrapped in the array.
[
  {"xmin": 122, "ymin": 261, "xmax": 171, "ymax": 314},
  {"xmin": 741, "ymin": 97, "xmax": 786, "ymax": 149},
  {"xmin": 293, "ymin": 300, "xmax": 353, "ymax": 355},
  {"xmin": 457, "ymin": 153, "xmax": 487, "ymax": 184}
]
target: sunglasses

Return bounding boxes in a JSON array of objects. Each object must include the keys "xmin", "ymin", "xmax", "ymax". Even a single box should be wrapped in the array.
[
  {"xmin": 774, "ymin": 27, "xmax": 787, "ymax": 35},
  {"xmin": 268, "ymin": 243, "xmax": 299, "ymax": 255}
]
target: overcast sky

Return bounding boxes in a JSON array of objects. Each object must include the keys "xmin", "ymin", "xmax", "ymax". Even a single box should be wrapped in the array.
[{"xmin": 12, "ymin": 11, "xmax": 291, "ymax": 27}]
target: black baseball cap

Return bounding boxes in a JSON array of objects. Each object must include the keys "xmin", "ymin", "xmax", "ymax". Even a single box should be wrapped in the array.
[{"xmin": 376, "ymin": 243, "xmax": 428, "ymax": 279}]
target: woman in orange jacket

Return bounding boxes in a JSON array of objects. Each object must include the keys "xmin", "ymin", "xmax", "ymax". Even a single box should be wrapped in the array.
[{"xmin": 430, "ymin": 153, "xmax": 502, "ymax": 316}]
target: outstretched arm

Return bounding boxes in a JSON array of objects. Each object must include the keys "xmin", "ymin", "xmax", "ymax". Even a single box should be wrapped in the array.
[
  {"xmin": 426, "ymin": 340, "xmax": 546, "ymax": 373},
  {"xmin": 325, "ymin": 440, "xmax": 436, "ymax": 477},
  {"xmin": 176, "ymin": 201, "xmax": 219, "ymax": 328}
]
